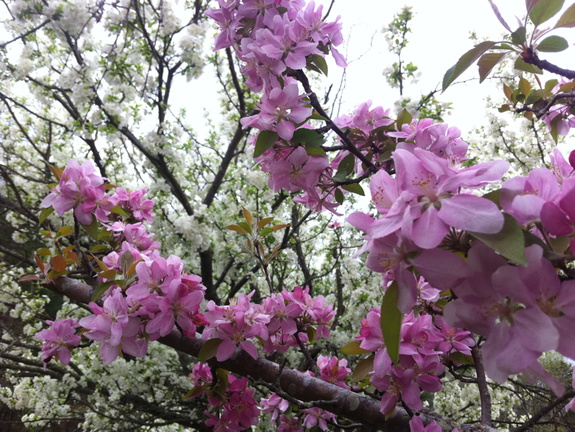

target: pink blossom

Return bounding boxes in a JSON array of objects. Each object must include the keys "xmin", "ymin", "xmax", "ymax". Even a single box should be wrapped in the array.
[
  {"xmin": 260, "ymin": 393, "xmax": 289, "ymax": 421},
  {"xmin": 241, "ymin": 83, "xmax": 312, "ymax": 140},
  {"xmin": 301, "ymin": 407, "xmax": 336, "ymax": 431},
  {"xmin": 36, "ymin": 318, "xmax": 81, "ymax": 365},
  {"xmin": 409, "ymin": 416, "xmax": 442, "ymax": 432},
  {"xmin": 266, "ymin": 146, "xmax": 329, "ymax": 193}
]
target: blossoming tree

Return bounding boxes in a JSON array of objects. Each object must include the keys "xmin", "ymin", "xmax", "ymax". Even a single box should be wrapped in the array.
[{"xmin": 2, "ymin": 0, "xmax": 575, "ymax": 431}]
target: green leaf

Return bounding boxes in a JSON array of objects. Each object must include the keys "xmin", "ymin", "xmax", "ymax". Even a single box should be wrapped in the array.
[
  {"xmin": 309, "ymin": 110, "xmax": 328, "ymax": 121},
  {"xmin": 292, "ymin": 129, "xmax": 325, "ymax": 147},
  {"xmin": 449, "ymin": 352, "xmax": 474, "ymax": 365},
  {"xmin": 545, "ymin": 79, "xmax": 559, "ymax": 93},
  {"xmin": 310, "ymin": 54, "xmax": 328, "ymax": 76},
  {"xmin": 525, "ymin": 89, "xmax": 546, "ymax": 105},
  {"xmin": 305, "ymin": 146, "xmax": 327, "ymax": 156},
  {"xmin": 537, "ymin": 35, "xmax": 569, "ymax": 52},
  {"xmin": 503, "ymin": 84, "xmax": 513, "ymax": 101},
  {"xmin": 56, "ymin": 225, "xmax": 74, "ymax": 238},
  {"xmin": 91, "ymin": 281, "xmax": 115, "ymax": 302},
  {"xmin": 529, "ymin": 0, "xmax": 564, "ymax": 25},
  {"xmin": 254, "ymin": 130, "xmax": 279, "ymax": 158},
  {"xmin": 306, "ymin": 326, "xmax": 316, "ymax": 343},
  {"xmin": 482, "ymin": 189, "xmax": 501, "ymax": 208},
  {"xmin": 184, "ymin": 385, "xmax": 209, "ymax": 399},
  {"xmin": 341, "ymin": 183, "xmax": 365, "ymax": 196},
  {"xmin": 340, "ymin": 341, "xmax": 371, "ymax": 355},
  {"xmin": 443, "ymin": 41, "xmax": 497, "ymax": 91},
  {"xmin": 526, "ymin": 0, "xmax": 540, "ymax": 13},
  {"xmin": 332, "ymin": 170, "xmax": 348, "ymax": 183},
  {"xmin": 338, "ymin": 153, "xmax": 356, "ymax": 176},
  {"xmin": 514, "ymin": 57, "xmax": 543, "ymax": 74},
  {"xmin": 395, "ymin": 109, "xmax": 412, "ymax": 130},
  {"xmin": 380, "ymin": 282, "xmax": 402, "ymax": 365},
  {"xmin": 83, "ymin": 217, "xmax": 100, "ymax": 240},
  {"xmin": 519, "ymin": 77, "xmax": 532, "ymax": 95},
  {"xmin": 469, "ymin": 213, "xmax": 527, "ymax": 265},
  {"xmin": 334, "ymin": 188, "xmax": 344, "ymax": 205},
  {"xmin": 350, "ymin": 356, "xmax": 375, "ymax": 382},
  {"xmin": 238, "ymin": 221, "xmax": 253, "ymax": 234},
  {"xmin": 555, "ymin": 3, "xmax": 575, "ymax": 27},
  {"xmin": 511, "ymin": 26, "xmax": 527, "ymax": 45},
  {"xmin": 477, "ymin": 52, "xmax": 508, "ymax": 83},
  {"xmin": 257, "ymin": 217, "xmax": 274, "ymax": 229},
  {"xmin": 38, "ymin": 206, "xmax": 54, "ymax": 225},
  {"xmin": 109, "ymin": 205, "xmax": 129, "ymax": 217},
  {"xmin": 198, "ymin": 338, "xmax": 222, "ymax": 362}
]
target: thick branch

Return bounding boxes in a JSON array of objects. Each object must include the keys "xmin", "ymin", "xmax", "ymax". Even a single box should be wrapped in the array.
[
  {"xmin": 472, "ymin": 346, "xmax": 492, "ymax": 427},
  {"xmin": 522, "ymin": 49, "xmax": 575, "ymax": 79}
]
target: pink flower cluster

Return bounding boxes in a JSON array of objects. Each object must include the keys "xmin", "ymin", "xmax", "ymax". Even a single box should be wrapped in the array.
[
  {"xmin": 205, "ymin": 375, "xmax": 260, "ymax": 432},
  {"xmin": 348, "ymin": 145, "xmax": 508, "ymax": 312},
  {"xmin": 202, "ymin": 286, "xmax": 335, "ymax": 361},
  {"xmin": 356, "ymin": 309, "xmax": 474, "ymax": 415},
  {"xmin": 414, "ymin": 242, "xmax": 574, "ymax": 393},
  {"xmin": 39, "ymin": 160, "xmax": 207, "ymax": 365},
  {"xmin": 36, "ymin": 318, "xmax": 81, "ymax": 366},
  {"xmin": 41, "ymin": 159, "xmax": 155, "ymax": 225}
]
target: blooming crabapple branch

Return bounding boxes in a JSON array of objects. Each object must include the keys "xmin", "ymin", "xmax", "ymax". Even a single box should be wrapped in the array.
[
  {"xmin": 43, "ymin": 276, "xmax": 396, "ymax": 430},
  {"xmin": 294, "ymin": 70, "xmax": 378, "ymax": 175}
]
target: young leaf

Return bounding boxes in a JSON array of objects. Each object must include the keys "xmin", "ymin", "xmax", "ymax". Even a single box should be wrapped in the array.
[
  {"xmin": 257, "ymin": 217, "xmax": 274, "ymax": 229},
  {"xmin": 242, "ymin": 208, "xmax": 253, "ymax": 225},
  {"xmin": 443, "ymin": 41, "xmax": 497, "ymax": 91},
  {"xmin": 503, "ymin": 84, "xmax": 513, "ymax": 101},
  {"xmin": 396, "ymin": 109, "xmax": 413, "ymax": 130},
  {"xmin": 555, "ymin": 3, "xmax": 575, "ymax": 27},
  {"xmin": 488, "ymin": 0, "xmax": 512, "ymax": 32},
  {"xmin": 338, "ymin": 153, "xmax": 356, "ymax": 176},
  {"xmin": 478, "ymin": 52, "xmax": 508, "ymax": 83},
  {"xmin": 511, "ymin": 26, "xmax": 527, "ymax": 45},
  {"xmin": 341, "ymin": 183, "xmax": 365, "ymax": 196},
  {"xmin": 198, "ymin": 338, "xmax": 223, "ymax": 362},
  {"xmin": 226, "ymin": 224, "xmax": 248, "ymax": 235},
  {"xmin": 51, "ymin": 255, "xmax": 67, "ymax": 272},
  {"xmin": 469, "ymin": 213, "xmax": 527, "ymax": 265},
  {"xmin": 380, "ymin": 282, "xmax": 402, "ymax": 364},
  {"xmin": 48, "ymin": 163, "xmax": 64, "ymax": 181},
  {"xmin": 519, "ymin": 77, "xmax": 532, "ymax": 95},
  {"xmin": 38, "ymin": 206, "xmax": 55, "ymax": 225},
  {"xmin": 57, "ymin": 225, "xmax": 74, "ymax": 238},
  {"xmin": 36, "ymin": 248, "xmax": 52, "ymax": 257},
  {"xmin": 334, "ymin": 188, "xmax": 345, "ymax": 205},
  {"xmin": 109, "ymin": 205, "xmax": 129, "ymax": 217},
  {"xmin": 254, "ymin": 130, "xmax": 279, "ymax": 158},
  {"xmin": 526, "ymin": 0, "xmax": 541, "ymax": 14},
  {"xmin": 91, "ymin": 281, "xmax": 115, "ymax": 302},
  {"xmin": 514, "ymin": 57, "xmax": 543, "ymax": 74},
  {"xmin": 292, "ymin": 128, "xmax": 325, "ymax": 147},
  {"xmin": 340, "ymin": 341, "xmax": 371, "ymax": 355},
  {"xmin": 536, "ymin": 35, "xmax": 569, "ymax": 52},
  {"xmin": 529, "ymin": 0, "xmax": 564, "ymax": 25},
  {"xmin": 350, "ymin": 356, "xmax": 375, "ymax": 382},
  {"xmin": 18, "ymin": 274, "xmax": 41, "ymax": 282}
]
